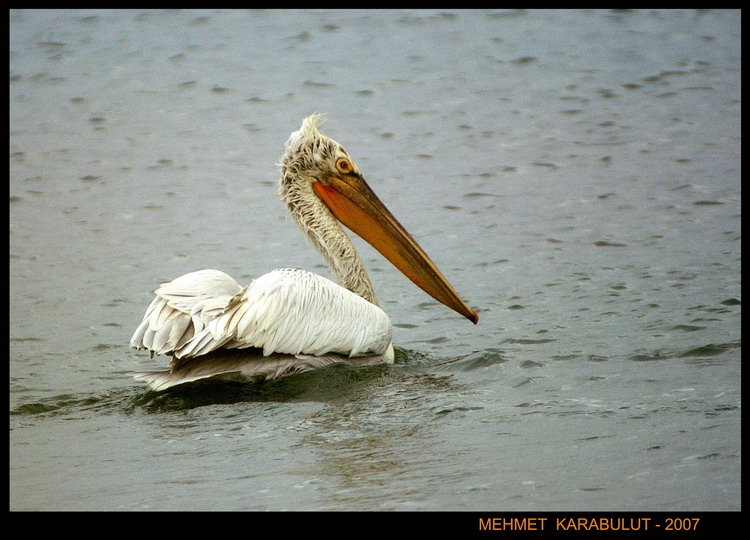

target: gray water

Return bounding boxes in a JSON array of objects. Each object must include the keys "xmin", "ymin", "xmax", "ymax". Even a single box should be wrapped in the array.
[{"xmin": 10, "ymin": 9, "xmax": 740, "ymax": 511}]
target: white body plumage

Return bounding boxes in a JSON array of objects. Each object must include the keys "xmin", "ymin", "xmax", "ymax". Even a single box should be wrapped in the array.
[{"xmin": 131, "ymin": 268, "xmax": 392, "ymax": 360}]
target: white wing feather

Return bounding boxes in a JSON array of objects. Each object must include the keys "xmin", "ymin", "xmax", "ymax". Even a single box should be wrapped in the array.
[
  {"xmin": 174, "ymin": 268, "xmax": 392, "ymax": 359},
  {"xmin": 129, "ymin": 269, "xmax": 242, "ymax": 356},
  {"xmin": 131, "ymin": 268, "xmax": 392, "ymax": 361}
]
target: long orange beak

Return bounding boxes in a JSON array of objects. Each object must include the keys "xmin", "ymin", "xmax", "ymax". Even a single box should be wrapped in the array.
[{"xmin": 313, "ymin": 174, "xmax": 478, "ymax": 324}]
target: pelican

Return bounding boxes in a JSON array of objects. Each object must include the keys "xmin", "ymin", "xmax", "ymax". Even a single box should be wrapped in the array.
[{"xmin": 130, "ymin": 114, "xmax": 478, "ymax": 391}]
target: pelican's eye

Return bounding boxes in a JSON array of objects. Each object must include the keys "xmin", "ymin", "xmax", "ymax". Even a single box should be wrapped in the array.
[{"xmin": 336, "ymin": 157, "xmax": 353, "ymax": 174}]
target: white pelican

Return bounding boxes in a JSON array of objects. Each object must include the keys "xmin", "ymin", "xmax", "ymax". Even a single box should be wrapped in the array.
[{"xmin": 130, "ymin": 114, "xmax": 478, "ymax": 391}]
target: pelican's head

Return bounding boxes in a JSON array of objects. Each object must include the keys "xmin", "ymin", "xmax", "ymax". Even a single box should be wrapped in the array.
[
  {"xmin": 279, "ymin": 114, "xmax": 478, "ymax": 324},
  {"xmin": 281, "ymin": 113, "xmax": 361, "ymax": 185}
]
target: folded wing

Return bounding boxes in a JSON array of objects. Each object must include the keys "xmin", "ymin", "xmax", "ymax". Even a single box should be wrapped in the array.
[
  {"xmin": 130, "ymin": 269, "xmax": 242, "ymax": 356},
  {"xmin": 130, "ymin": 268, "xmax": 393, "ymax": 365}
]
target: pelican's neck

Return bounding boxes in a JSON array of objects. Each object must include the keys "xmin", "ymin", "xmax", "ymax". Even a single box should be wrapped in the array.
[{"xmin": 279, "ymin": 176, "xmax": 379, "ymax": 305}]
